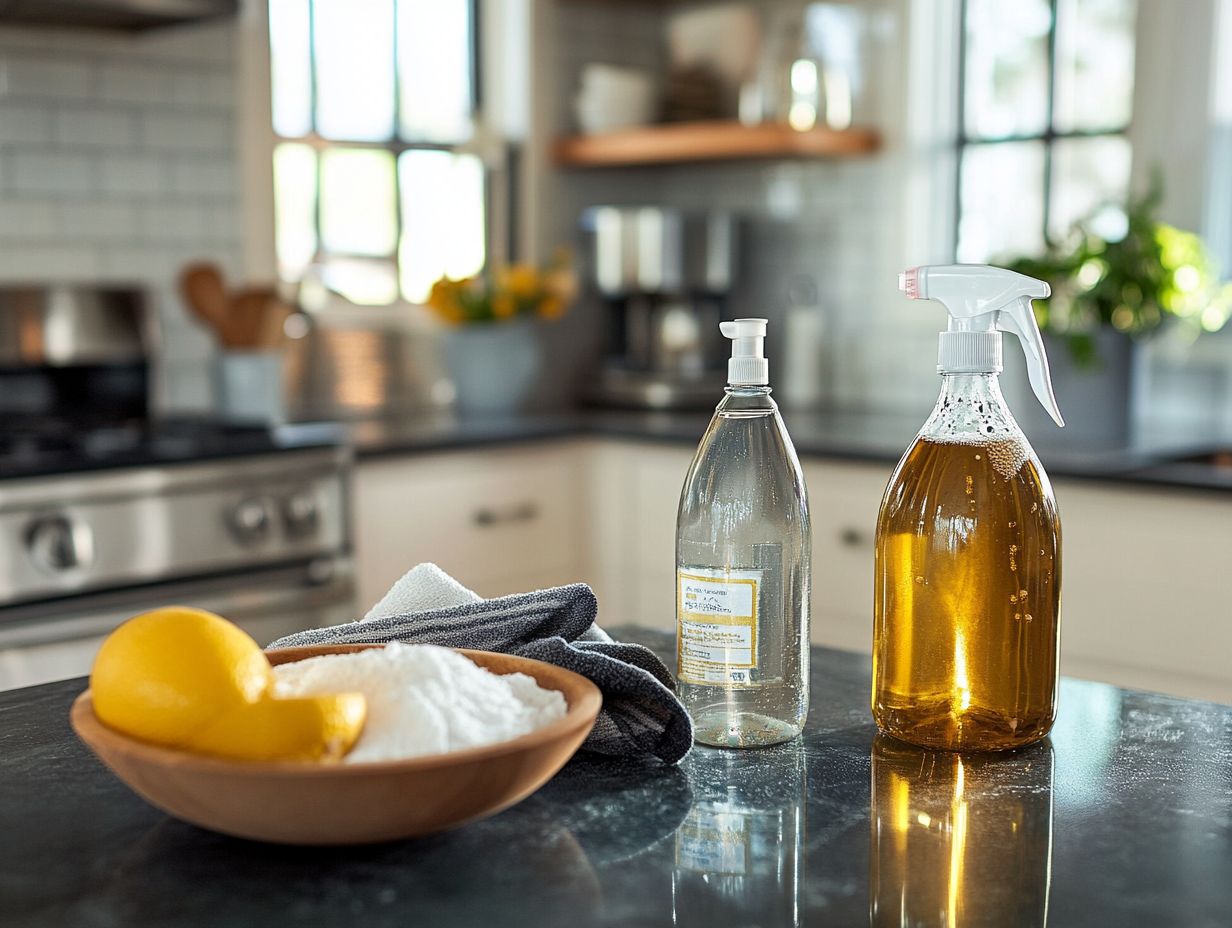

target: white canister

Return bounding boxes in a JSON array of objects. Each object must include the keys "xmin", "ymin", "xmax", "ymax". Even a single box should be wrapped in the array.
[{"xmin": 215, "ymin": 350, "xmax": 286, "ymax": 424}]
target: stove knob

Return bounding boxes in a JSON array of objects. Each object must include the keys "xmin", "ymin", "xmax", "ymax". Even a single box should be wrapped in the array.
[
  {"xmin": 282, "ymin": 490, "xmax": 319, "ymax": 538},
  {"xmin": 25, "ymin": 514, "xmax": 95, "ymax": 573},
  {"xmin": 228, "ymin": 497, "xmax": 271, "ymax": 544}
]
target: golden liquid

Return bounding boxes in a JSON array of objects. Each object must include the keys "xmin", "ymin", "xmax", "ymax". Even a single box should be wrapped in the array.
[
  {"xmin": 869, "ymin": 735, "xmax": 1053, "ymax": 927},
  {"xmin": 872, "ymin": 437, "xmax": 1061, "ymax": 751}
]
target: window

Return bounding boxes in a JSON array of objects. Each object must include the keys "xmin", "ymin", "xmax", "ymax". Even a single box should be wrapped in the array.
[
  {"xmin": 268, "ymin": 0, "xmax": 486, "ymax": 305},
  {"xmin": 956, "ymin": 0, "xmax": 1138, "ymax": 263}
]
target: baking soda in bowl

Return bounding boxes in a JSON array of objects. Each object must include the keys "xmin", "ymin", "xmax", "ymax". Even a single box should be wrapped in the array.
[{"xmin": 272, "ymin": 643, "xmax": 568, "ymax": 763}]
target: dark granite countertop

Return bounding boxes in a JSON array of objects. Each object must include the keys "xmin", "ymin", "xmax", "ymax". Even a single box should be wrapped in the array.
[
  {"xmin": 4, "ymin": 629, "xmax": 1231, "ymax": 927},
  {"xmin": 0, "ymin": 419, "xmax": 350, "ymax": 482},
  {"xmin": 350, "ymin": 409, "xmax": 1232, "ymax": 493}
]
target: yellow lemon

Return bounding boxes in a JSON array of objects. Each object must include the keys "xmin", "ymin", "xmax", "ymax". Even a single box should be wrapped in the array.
[
  {"xmin": 188, "ymin": 692, "xmax": 367, "ymax": 762},
  {"xmin": 90, "ymin": 607, "xmax": 367, "ymax": 763},
  {"xmin": 92, "ymin": 606, "xmax": 271, "ymax": 748}
]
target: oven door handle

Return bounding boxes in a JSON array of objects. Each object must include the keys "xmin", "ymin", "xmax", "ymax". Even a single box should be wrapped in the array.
[{"xmin": 0, "ymin": 560, "xmax": 354, "ymax": 650}]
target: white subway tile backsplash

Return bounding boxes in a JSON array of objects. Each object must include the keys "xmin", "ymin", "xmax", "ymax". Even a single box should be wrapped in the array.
[
  {"xmin": 8, "ymin": 150, "xmax": 96, "ymax": 195},
  {"xmin": 170, "ymin": 70, "xmax": 234, "ymax": 109},
  {"xmin": 171, "ymin": 156, "xmax": 236, "ymax": 196},
  {"xmin": 96, "ymin": 244, "xmax": 161, "ymax": 281},
  {"xmin": 100, "ymin": 153, "xmax": 173, "ymax": 196},
  {"xmin": 53, "ymin": 107, "xmax": 140, "ymax": 148},
  {"xmin": 0, "ymin": 244, "xmax": 99, "ymax": 280},
  {"xmin": 61, "ymin": 201, "xmax": 139, "ymax": 241},
  {"xmin": 0, "ymin": 56, "xmax": 93, "ymax": 100},
  {"xmin": 138, "ymin": 202, "xmax": 217, "ymax": 242},
  {"xmin": 0, "ymin": 103, "xmax": 50, "ymax": 143},
  {"xmin": 138, "ymin": 22, "xmax": 235, "ymax": 66},
  {"xmin": 141, "ymin": 112, "xmax": 235, "ymax": 152},
  {"xmin": 100, "ymin": 63, "xmax": 173, "ymax": 106},
  {"xmin": 0, "ymin": 199, "xmax": 58, "ymax": 238},
  {"xmin": 0, "ymin": 20, "xmax": 243, "ymax": 412}
]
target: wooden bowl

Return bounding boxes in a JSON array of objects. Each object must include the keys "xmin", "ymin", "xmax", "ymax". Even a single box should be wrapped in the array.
[{"xmin": 70, "ymin": 645, "xmax": 602, "ymax": 845}]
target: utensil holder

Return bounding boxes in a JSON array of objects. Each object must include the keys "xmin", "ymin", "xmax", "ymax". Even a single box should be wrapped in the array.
[{"xmin": 216, "ymin": 350, "xmax": 286, "ymax": 424}]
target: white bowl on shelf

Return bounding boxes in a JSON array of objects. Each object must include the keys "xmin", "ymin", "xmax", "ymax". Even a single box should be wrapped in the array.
[{"xmin": 574, "ymin": 64, "xmax": 656, "ymax": 134}]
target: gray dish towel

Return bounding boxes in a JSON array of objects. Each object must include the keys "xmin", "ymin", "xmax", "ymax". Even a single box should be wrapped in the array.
[{"xmin": 268, "ymin": 569, "xmax": 693, "ymax": 765}]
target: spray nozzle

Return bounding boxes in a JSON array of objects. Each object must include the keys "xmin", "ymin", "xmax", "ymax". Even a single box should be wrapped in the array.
[
  {"xmin": 719, "ymin": 317, "xmax": 769, "ymax": 385},
  {"xmin": 900, "ymin": 265, "xmax": 1064, "ymax": 427}
]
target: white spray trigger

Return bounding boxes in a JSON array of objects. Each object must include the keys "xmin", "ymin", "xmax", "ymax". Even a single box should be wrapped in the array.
[
  {"xmin": 720, "ymin": 317, "xmax": 769, "ymax": 385},
  {"xmin": 900, "ymin": 265, "xmax": 1064, "ymax": 428},
  {"xmin": 997, "ymin": 297, "xmax": 1064, "ymax": 427}
]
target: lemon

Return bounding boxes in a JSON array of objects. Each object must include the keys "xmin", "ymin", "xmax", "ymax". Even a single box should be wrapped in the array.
[
  {"xmin": 189, "ymin": 693, "xmax": 367, "ymax": 762},
  {"xmin": 92, "ymin": 606, "xmax": 272, "ymax": 748},
  {"xmin": 90, "ymin": 606, "xmax": 367, "ymax": 763}
]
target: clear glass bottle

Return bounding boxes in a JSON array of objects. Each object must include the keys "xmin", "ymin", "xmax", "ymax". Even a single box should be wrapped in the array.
[
  {"xmin": 677, "ymin": 331, "xmax": 811, "ymax": 748},
  {"xmin": 673, "ymin": 741, "xmax": 807, "ymax": 926}
]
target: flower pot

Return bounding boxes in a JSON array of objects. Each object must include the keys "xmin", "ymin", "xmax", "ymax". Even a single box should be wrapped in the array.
[
  {"xmin": 443, "ymin": 319, "xmax": 541, "ymax": 415},
  {"xmin": 1001, "ymin": 329, "xmax": 1136, "ymax": 448}
]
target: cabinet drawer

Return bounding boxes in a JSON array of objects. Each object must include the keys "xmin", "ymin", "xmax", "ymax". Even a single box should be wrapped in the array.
[
  {"xmin": 1055, "ymin": 479, "xmax": 1232, "ymax": 693},
  {"xmin": 806, "ymin": 459, "xmax": 892, "ymax": 652},
  {"xmin": 355, "ymin": 443, "xmax": 584, "ymax": 605}
]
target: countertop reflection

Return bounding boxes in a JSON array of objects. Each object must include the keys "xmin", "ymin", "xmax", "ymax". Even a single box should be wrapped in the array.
[{"xmin": 3, "ymin": 629, "xmax": 1230, "ymax": 927}]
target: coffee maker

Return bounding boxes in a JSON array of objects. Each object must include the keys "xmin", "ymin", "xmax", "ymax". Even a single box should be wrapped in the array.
[{"xmin": 583, "ymin": 207, "xmax": 738, "ymax": 409}]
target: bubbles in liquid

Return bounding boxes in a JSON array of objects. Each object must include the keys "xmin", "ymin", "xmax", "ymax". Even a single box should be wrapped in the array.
[{"xmin": 873, "ymin": 438, "xmax": 1060, "ymax": 751}]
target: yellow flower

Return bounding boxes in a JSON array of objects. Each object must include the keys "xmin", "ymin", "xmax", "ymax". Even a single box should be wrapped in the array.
[
  {"xmin": 426, "ymin": 276, "xmax": 464, "ymax": 324},
  {"xmin": 493, "ymin": 294, "xmax": 516, "ymax": 319},
  {"xmin": 501, "ymin": 264, "xmax": 540, "ymax": 300},
  {"xmin": 538, "ymin": 296, "xmax": 565, "ymax": 320}
]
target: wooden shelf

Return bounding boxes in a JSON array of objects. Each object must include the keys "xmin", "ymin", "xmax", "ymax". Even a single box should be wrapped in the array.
[{"xmin": 553, "ymin": 121, "xmax": 882, "ymax": 167}]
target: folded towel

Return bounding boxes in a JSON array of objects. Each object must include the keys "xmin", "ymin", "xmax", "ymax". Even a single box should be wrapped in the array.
[{"xmin": 268, "ymin": 564, "xmax": 693, "ymax": 764}]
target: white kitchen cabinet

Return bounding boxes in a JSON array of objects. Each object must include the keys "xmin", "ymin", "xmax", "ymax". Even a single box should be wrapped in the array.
[
  {"xmin": 582, "ymin": 441, "xmax": 894, "ymax": 653},
  {"xmin": 353, "ymin": 441, "xmax": 587, "ymax": 607},
  {"xmin": 804, "ymin": 459, "xmax": 894, "ymax": 653},
  {"xmin": 582, "ymin": 440, "xmax": 694, "ymax": 631},
  {"xmin": 801, "ymin": 461, "xmax": 1232, "ymax": 703},
  {"xmin": 356, "ymin": 437, "xmax": 1231, "ymax": 704},
  {"xmin": 1053, "ymin": 479, "xmax": 1232, "ymax": 703}
]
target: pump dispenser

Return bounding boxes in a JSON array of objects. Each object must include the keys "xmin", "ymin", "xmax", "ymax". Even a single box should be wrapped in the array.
[
  {"xmin": 677, "ymin": 318, "xmax": 811, "ymax": 748},
  {"xmin": 873, "ymin": 265, "xmax": 1063, "ymax": 752}
]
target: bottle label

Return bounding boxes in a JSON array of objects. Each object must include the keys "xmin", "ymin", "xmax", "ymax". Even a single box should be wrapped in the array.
[{"xmin": 677, "ymin": 568, "xmax": 761, "ymax": 686}]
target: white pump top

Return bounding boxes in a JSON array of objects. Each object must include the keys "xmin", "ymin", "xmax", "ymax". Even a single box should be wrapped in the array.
[
  {"xmin": 719, "ymin": 318, "xmax": 769, "ymax": 385},
  {"xmin": 899, "ymin": 264, "xmax": 1064, "ymax": 427}
]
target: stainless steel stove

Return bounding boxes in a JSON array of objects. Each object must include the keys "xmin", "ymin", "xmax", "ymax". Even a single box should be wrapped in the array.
[
  {"xmin": 0, "ymin": 433, "xmax": 356, "ymax": 690},
  {"xmin": 0, "ymin": 286, "xmax": 356, "ymax": 690}
]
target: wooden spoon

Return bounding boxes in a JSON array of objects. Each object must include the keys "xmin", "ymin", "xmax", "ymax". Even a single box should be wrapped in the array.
[
  {"xmin": 179, "ymin": 263, "xmax": 228, "ymax": 339},
  {"xmin": 228, "ymin": 287, "xmax": 284, "ymax": 350}
]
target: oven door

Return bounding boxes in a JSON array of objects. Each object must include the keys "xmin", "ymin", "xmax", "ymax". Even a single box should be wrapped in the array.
[{"xmin": 0, "ymin": 556, "xmax": 355, "ymax": 691}]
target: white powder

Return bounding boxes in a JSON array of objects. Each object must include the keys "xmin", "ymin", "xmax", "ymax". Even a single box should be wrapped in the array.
[{"xmin": 272, "ymin": 642, "xmax": 568, "ymax": 763}]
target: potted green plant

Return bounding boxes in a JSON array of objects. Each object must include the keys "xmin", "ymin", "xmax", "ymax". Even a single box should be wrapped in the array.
[
  {"xmin": 426, "ymin": 253, "xmax": 576, "ymax": 415},
  {"xmin": 1004, "ymin": 180, "xmax": 1232, "ymax": 444}
]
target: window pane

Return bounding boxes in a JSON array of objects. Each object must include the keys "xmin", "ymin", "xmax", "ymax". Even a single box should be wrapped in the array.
[
  {"xmin": 320, "ymin": 257, "xmax": 399, "ymax": 306},
  {"xmin": 273, "ymin": 142, "xmax": 317, "ymax": 280},
  {"xmin": 398, "ymin": 151, "xmax": 485, "ymax": 302},
  {"xmin": 1049, "ymin": 135, "xmax": 1132, "ymax": 241},
  {"xmin": 1053, "ymin": 0, "xmax": 1137, "ymax": 132},
  {"xmin": 319, "ymin": 148, "xmax": 397, "ymax": 256},
  {"xmin": 313, "ymin": 0, "xmax": 395, "ymax": 141},
  {"xmin": 964, "ymin": 0, "xmax": 1052, "ymax": 139},
  {"xmin": 957, "ymin": 141, "xmax": 1047, "ymax": 262},
  {"xmin": 397, "ymin": 0, "xmax": 473, "ymax": 142},
  {"xmin": 269, "ymin": 0, "xmax": 312, "ymax": 137}
]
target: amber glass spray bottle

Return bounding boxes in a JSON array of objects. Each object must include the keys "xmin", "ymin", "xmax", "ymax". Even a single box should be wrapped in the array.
[{"xmin": 873, "ymin": 265, "xmax": 1063, "ymax": 751}]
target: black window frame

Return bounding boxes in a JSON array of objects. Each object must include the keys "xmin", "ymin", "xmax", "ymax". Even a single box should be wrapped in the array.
[
  {"xmin": 270, "ymin": 0, "xmax": 488, "ymax": 301},
  {"xmin": 954, "ymin": 0, "xmax": 1136, "ymax": 260}
]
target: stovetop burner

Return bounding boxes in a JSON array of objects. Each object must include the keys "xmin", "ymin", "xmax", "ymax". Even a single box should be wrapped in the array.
[{"xmin": 0, "ymin": 417, "xmax": 344, "ymax": 480}]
